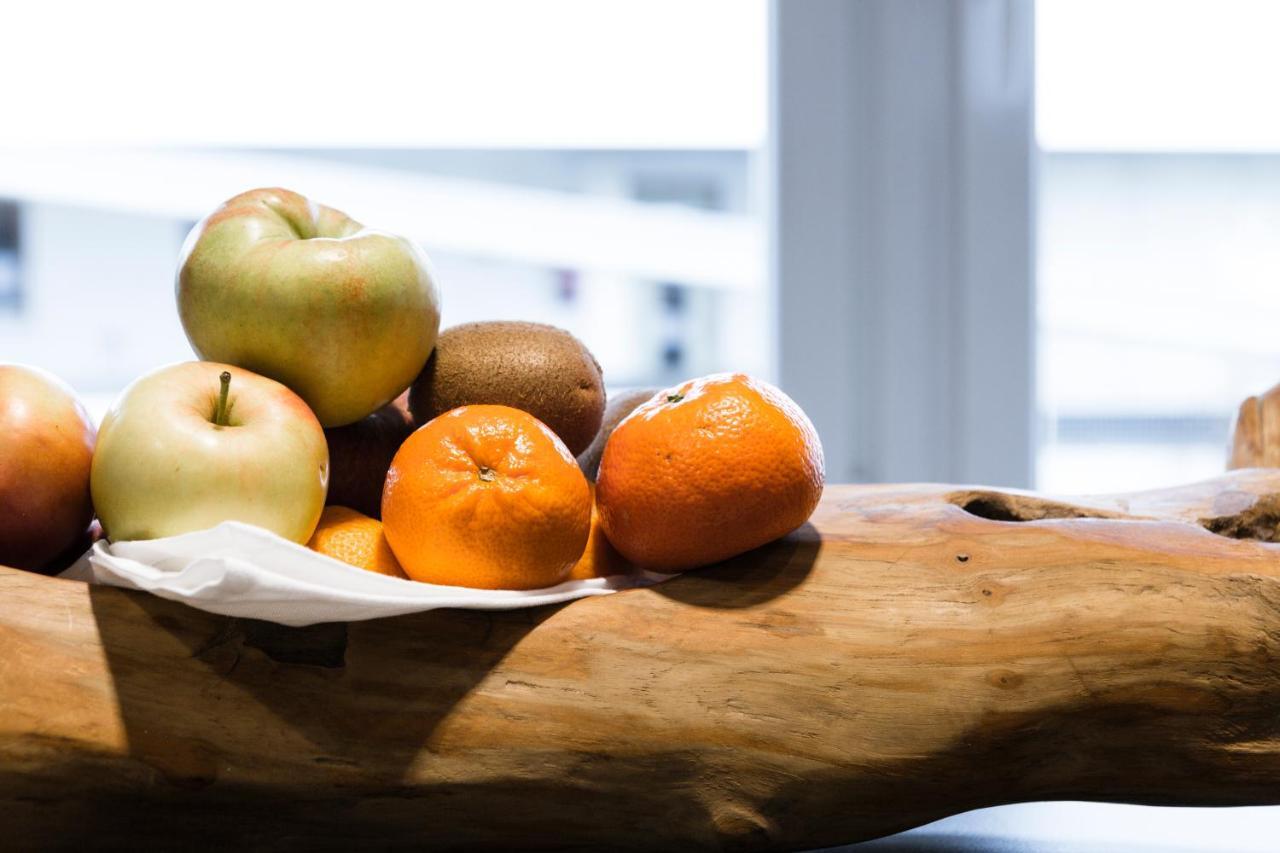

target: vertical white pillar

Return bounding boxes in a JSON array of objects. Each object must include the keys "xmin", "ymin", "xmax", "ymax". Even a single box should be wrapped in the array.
[{"xmin": 771, "ymin": 0, "xmax": 1035, "ymax": 487}]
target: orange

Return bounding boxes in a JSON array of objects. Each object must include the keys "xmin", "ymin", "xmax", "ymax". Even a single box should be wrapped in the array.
[
  {"xmin": 567, "ymin": 486, "xmax": 630, "ymax": 580},
  {"xmin": 382, "ymin": 404, "xmax": 591, "ymax": 589},
  {"xmin": 307, "ymin": 505, "xmax": 407, "ymax": 578},
  {"xmin": 596, "ymin": 373, "xmax": 824, "ymax": 571}
]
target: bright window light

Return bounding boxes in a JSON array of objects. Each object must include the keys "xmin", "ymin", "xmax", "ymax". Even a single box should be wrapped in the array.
[
  {"xmin": 1038, "ymin": 0, "xmax": 1280, "ymax": 151},
  {"xmin": 1, "ymin": 0, "xmax": 766, "ymax": 148},
  {"xmin": 1037, "ymin": 0, "xmax": 1280, "ymax": 492}
]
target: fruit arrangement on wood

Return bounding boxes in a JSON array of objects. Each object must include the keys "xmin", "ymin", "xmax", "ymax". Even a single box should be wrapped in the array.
[{"xmin": 0, "ymin": 188, "xmax": 826, "ymax": 599}]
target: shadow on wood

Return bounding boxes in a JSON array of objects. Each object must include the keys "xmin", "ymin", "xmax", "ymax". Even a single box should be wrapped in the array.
[
  {"xmin": 83, "ymin": 588, "xmax": 555, "ymax": 797},
  {"xmin": 652, "ymin": 522, "xmax": 819, "ymax": 609}
]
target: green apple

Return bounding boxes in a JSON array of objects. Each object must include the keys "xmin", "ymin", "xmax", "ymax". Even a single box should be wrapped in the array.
[
  {"xmin": 176, "ymin": 187, "xmax": 442, "ymax": 427},
  {"xmin": 91, "ymin": 361, "xmax": 329, "ymax": 543}
]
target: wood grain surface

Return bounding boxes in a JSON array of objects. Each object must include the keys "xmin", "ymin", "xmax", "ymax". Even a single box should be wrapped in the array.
[
  {"xmin": 1231, "ymin": 382, "xmax": 1280, "ymax": 470},
  {"xmin": 5, "ymin": 471, "xmax": 1280, "ymax": 850}
]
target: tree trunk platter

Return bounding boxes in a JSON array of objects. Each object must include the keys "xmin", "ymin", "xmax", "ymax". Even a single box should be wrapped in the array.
[
  {"xmin": 5, "ymin": 471, "xmax": 1280, "ymax": 850},
  {"xmin": 1229, "ymin": 381, "xmax": 1280, "ymax": 470}
]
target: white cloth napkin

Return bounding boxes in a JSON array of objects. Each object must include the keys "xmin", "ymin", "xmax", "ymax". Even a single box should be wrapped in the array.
[{"xmin": 61, "ymin": 521, "xmax": 672, "ymax": 627}]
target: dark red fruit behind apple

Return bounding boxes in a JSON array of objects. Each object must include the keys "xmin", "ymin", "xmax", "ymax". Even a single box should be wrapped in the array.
[
  {"xmin": 33, "ymin": 519, "xmax": 103, "ymax": 577},
  {"xmin": 324, "ymin": 393, "xmax": 415, "ymax": 519},
  {"xmin": 0, "ymin": 364, "xmax": 97, "ymax": 571}
]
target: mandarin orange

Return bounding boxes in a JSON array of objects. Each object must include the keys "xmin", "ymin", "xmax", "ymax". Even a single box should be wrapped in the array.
[
  {"xmin": 382, "ymin": 404, "xmax": 591, "ymax": 589},
  {"xmin": 567, "ymin": 487, "xmax": 630, "ymax": 580},
  {"xmin": 596, "ymin": 373, "xmax": 824, "ymax": 571},
  {"xmin": 307, "ymin": 505, "xmax": 407, "ymax": 578}
]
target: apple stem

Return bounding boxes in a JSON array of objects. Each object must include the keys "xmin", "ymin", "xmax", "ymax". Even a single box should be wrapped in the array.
[{"xmin": 214, "ymin": 371, "xmax": 231, "ymax": 427}]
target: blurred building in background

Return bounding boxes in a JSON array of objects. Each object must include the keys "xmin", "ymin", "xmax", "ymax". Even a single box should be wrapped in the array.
[
  {"xmin": 1036, "ymin": 0, "xmax": 1280, "ymax": 493},
  {"xmin": 4, "ymin": 0, "xmax": 1280, "ymax": 501},
  {"xmin": 0, "ymin": 0, "xmax": 768, "ymax": 423},
  {"xmin": 0, "ymin": 149, "xmax": 764, "ymax": 422},
  {"xmin": 1038, "ymin": 153, "xmax": 1280, "ymax": 492}
]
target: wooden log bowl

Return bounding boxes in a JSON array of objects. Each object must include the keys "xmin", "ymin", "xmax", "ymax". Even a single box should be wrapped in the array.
[
  {"xmin": 5, "ymin": 470, "xmax": 1280, "ymax": 849},
  {"xmin": 1231, "ymin": 380, "xmax": 1280, "ymax": 470}
]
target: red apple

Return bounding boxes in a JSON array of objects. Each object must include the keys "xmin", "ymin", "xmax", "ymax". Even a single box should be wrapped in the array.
[
  {"xmin": 0, "ymin": 364, "xmax": 97, "ymax": 570},
  {"xmin": 324, "ymin": 393, "xmax": 415, "ymax": 519},
  {"xmin": 34, "ymin": 520, "xmax": 103, "ymax": 577}
]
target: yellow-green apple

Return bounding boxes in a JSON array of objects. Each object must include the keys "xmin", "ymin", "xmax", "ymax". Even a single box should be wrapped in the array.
[
  {"xmin": 176, "ymin": 187, "xmax": 442, "ymax": 427},
  {"xmin": 0, "ymin": 364, "xmax": 96, "ymax": 570},
  {"xmin": 323, "ymin": 392, "xmax": 414, "ymax": 519},
  {"xmin": 90, "ymin": 362, "xmax": 329, "ymax": 543}
]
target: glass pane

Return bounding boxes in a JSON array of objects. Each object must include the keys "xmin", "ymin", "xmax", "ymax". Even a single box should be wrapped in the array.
[
  {"xmin": 1037, "ymin": 1, "xmax": 1280, "ymax": 493},
  {"xmin": 0, "ymin": 150, "xmax": 766, "ymax": 423},
  {"xmin": 0, "ymin": 2, "xmax": 767, "ymax": 424}
]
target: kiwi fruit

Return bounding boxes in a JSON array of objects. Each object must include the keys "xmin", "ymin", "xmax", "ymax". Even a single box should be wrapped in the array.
[
  {"xmin": 577, "ymin": 387, "xmax": 657, "ymax": 481},
  {"xmin": 408, "ymin": 321, "xmax": 606, "ymax": 456}
]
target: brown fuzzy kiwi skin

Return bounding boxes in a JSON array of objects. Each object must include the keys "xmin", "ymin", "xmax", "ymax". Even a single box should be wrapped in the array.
[
  {"xmin": 577, "ymin": 387, "xmax": 658, "ymax": 481},
  {"xmin": 408, "ymin": 321, "xmax": 606, "ymax": 457}
]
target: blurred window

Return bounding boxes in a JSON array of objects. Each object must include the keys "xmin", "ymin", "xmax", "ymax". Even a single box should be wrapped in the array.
[
  {"xmin": 1036, "ymin": 0, "xmax": 1280, "ymax": 492},
  {"xmin": 0, "ymin": 2, "xmax": 767, "ymax": 422},
  {"xmin": 0, "ymin": 201, "xmax": 20, "ymax": 313}
]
